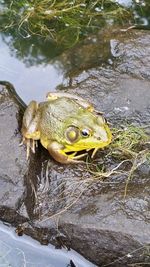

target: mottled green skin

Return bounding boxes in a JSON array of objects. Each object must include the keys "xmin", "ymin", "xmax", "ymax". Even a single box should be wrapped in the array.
[{"xmin": 22, "ymin": 96, "xmax": 112, "ymax": 163}]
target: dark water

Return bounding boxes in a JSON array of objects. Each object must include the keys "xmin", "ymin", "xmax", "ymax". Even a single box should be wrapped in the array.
[{"xmin": 0, "ymin": 0, "xmax": 149, "ymax": 104}]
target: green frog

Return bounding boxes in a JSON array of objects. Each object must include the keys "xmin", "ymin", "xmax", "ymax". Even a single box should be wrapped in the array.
[{"xmin": 21, "ymin": 92, "xmax": 112, "ymax": 164}]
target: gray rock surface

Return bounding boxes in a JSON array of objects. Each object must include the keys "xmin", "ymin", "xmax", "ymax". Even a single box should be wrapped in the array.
[
  {"xmin": 0, "ymin": 82, "xmax": 29, "ymax": 222},
  {"xmin": 0, "ymin": 30, "xmax": 150, "ymax": 267}
]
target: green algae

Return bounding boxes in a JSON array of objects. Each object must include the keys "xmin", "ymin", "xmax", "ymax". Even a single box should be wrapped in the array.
[{"xmin": 0, "ymin": 0, "xmax": 131, "ymax": 48}]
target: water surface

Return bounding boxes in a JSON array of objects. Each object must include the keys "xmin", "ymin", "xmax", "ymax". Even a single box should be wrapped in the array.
[
  {"xmin": 0, "ymin": 223, "xmax": 96, "ymax": 267},
  {"xmin": 0, "ymin": 35, "xmax": 64, "ymax": 104},
  {"xmin": 0, "ymin": 0, "xmax": 149, "ymax": 103}
]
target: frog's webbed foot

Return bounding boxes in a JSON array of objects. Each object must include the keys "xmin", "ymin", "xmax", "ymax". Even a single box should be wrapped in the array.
[
  {"xmin": 20, "ymin": 137, "xmax": 38, "ymax": 159},
  {"xmin": 67, "ymin": 151, "xmax": 88, "ymax": 163},
  {"xmin": 47, "ymin": 142, "xmax": 87, "ymax": 164}
]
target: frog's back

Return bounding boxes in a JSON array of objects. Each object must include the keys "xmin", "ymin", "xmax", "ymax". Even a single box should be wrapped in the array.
[{"xmin": 38, "ymin": 97, "xmax": 83, "ymax": 140}]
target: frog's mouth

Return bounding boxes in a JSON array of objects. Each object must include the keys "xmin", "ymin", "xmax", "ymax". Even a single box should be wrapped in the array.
[
  {"xmin": 63, "ymin": 147, "xmax": 102, "ymax": 160},
  {"xmin": 64, "ymin": 139, "xmax": 112, "ymax": 160}
]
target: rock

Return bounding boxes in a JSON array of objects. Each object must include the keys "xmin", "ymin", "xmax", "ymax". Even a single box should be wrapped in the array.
[
  {"xmin": 112, "ymin": 31, "xmax": 150, "ymax": 80},
  {"xmin": 61, "ymin": 31, "xmax": 150, "ymax": 127},
  {"xmin": 0, "ymin": 30, "xmax": 150, "ymax": 267},
  {"xmin": 0, "ymin": 81, "xmax": 28, "ymax": 223}
]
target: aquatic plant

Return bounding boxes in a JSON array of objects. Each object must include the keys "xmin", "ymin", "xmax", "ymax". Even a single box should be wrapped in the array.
[
  {"xmin": 87, "ymin": 124, "xmax": 150, "ymax": 197},
  {"xmin": 0, "ymin": 0, "xmax": 131, "ymax": 47}
]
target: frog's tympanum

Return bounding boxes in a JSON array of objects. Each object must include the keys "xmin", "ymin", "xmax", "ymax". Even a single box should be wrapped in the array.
[{"xmin": 21, "ymin": 93, "xmax": 112, "ymax": 164}]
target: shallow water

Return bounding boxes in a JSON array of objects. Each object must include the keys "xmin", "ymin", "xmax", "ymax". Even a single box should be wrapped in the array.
[
  {"xmin": 0, "ymin": 35, "xmax": 64, "ymax": 104},
  {"xmin": 0, "ymin": 223, "xmax": 96, "ymax": 267},
  {"xmin": 0, "ymin": 0, "xmax": 149, "ymax": 104}
]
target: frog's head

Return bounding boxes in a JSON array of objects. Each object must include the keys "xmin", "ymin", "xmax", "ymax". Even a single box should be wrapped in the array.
[
  {"xmin": 61, "ymin": 110, "xmax": 112, "ymax": 159},
  {"xmin": 41, "ymin": 97, "xmax": 112, "ymax": 163}
]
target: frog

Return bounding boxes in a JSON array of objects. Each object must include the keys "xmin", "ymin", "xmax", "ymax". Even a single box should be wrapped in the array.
[{"xmin": 21, "ymin": 92, "xmax": 112, "ymax": 164}]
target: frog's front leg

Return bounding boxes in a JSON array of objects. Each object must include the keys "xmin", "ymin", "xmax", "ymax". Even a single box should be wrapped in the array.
[
  {"xmin": 21, "ymin": 101, "xmax": 40, "ymax": 158},
  {"xmin": 47, "ymin": 141, "xmax": 86, "ymax": 164}
]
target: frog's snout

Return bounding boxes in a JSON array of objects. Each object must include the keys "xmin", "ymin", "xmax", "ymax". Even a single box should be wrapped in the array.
[{"xmin": 95, "ymin": 127, "xmax": 109, "ymax": 142}]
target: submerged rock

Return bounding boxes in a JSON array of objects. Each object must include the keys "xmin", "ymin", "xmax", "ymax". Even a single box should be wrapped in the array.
[{"xmin": 0, "ymin": 30, "xmax": 150, "ymax": 267}]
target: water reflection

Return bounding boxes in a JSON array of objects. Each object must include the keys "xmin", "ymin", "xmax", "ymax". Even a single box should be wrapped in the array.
[
  {"xmin": 132, "ymin": 0, "xmax": 150, "ymax": 26},
  {"xmin": 0, "ymin": 31, "xmax": 113, "ymax": 103},
  {"xmin": 0, "ymin": 0, "xmax": 149, "ymax": 103},
  {"xmin": 0, "ymin": 35, "xmax": 65, "ymax": 103}
]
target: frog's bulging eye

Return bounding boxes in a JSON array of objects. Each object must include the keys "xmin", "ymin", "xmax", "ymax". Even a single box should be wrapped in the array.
[
  {"xmin": 65, "ymin": 126, "xmax": 79, "ymax": 143},
  {"xmin": 81, "ymin": 129, "xmax": 90, "ymax": 138}
]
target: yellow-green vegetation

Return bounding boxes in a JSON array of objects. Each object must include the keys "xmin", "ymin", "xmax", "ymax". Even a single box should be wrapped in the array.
[
  {"xmin": 0, "ymin": 0, "xmax": 131, "ymax": 47},
  {"xmin": 87, "ymin": 124, "xmax": 150, "ymax": 196},
  {"xmin": 111, "ymin": 125, "xmax": 150, "ymax": 158}
]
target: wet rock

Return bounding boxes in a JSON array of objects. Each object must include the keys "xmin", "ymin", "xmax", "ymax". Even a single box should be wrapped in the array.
[
  {"xmin": 0, "ymin": 30, "xmax": 150, "ymax": 267},
  {"xmin": 111, "ymin": 31, "xmax": 150, "ymax": 80},
  {"xmin": 62, "ymin": 30, "xmax": 150, "ymax": 127},
  {"xmin": 0, "ymin": 82, "xmax": 28, "ymax": 223},
  {"xmin": 22, "ymin": 161, "xmax": 150, "ymax": 267}
]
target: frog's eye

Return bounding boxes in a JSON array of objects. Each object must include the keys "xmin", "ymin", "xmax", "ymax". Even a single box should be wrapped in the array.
[
  {"xmin": 81, "ymin": 129, "xmax": 90, "ymax": 138},
  {"xmin": 65, "ymin": 126, "xmax": 79, "ymax": 143}
]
